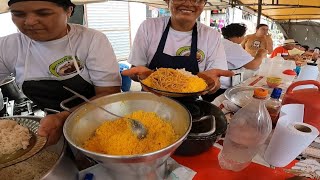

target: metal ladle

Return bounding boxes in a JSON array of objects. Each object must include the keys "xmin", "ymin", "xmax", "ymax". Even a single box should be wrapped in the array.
[{"xmin": 63, "ymin": 86, "xmax": 147, "ymax": 139}]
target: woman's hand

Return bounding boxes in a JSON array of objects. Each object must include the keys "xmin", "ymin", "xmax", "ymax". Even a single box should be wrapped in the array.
[
  {"xmin": 121, "ymin": 66, "xmax": 153, "ymax": 81},
  {"xmin": 198, "ymin": 69, "xmax": 234, "ymax": 94},
  {"xmin": 38, "ymin": 111, "xmax": 70, "ymax": 146},
  {"xmin": 121, "ymin": 66, "xmax": 161, "ymax": 95}
]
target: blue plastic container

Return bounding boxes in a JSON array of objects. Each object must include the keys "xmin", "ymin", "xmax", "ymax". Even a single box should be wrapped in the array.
[{"xmin": 119, "ymin": 63, "xmax": 131, "ymax": 92}]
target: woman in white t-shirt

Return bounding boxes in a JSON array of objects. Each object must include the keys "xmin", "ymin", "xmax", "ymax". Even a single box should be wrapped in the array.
[
  {"xmin": 219, "ymin": 23, "xmax": 267, "ymax": 92},
  {"xmin": 122, "ymin": 0, "xmax": 233, "ymax": 101},
  {"xmin": 0, "ymin": 0, "xmax": 121, "ymax": 145}
]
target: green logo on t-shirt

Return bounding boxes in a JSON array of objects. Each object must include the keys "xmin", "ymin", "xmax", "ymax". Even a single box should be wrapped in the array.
[
  {"xmin": 176, "ymin": 46, "xmax": 205, "ymax": 63},
  {"xmin": 49, "ymin": 56, "xmax": 82, "ymax": 77}
]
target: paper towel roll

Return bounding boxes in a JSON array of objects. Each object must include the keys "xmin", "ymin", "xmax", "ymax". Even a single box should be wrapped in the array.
[
  {"xmin": 279, "ymin": 104, "xmax": 304, "ymax": 121},
  {"xmin": 264, "ymin": 116, "xmax": 319, "ymax": 167}
]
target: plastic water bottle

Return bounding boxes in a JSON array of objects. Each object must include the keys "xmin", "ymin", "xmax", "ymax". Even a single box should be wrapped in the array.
[
  {"xmin": 266, "ymin": 88, "xmax": 282, "ymax": 128},
  {"xmin": 270, "ymin": 53, "xmax": 285, "ymax": 77},
  {"xmin": 312, "ymin": 49, "xmax": 320, "ymax": 63},
  {"xmin": 272, "ymin": 53, "xmax": 285, "ymax": 61},
  {"xmin": 218, "ymin": 88, "xmax": 272, "ymax": 172},
  {"xmin": 294, "ymin": 63, "xmax": 319, "ymax": 90}
]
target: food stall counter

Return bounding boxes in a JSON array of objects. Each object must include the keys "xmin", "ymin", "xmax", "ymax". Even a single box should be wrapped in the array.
[{"xmin": 172, "ymin": 146, "xmax": 295, "ymax": 180}]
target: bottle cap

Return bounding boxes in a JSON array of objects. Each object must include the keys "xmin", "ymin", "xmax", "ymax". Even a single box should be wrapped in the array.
[
  {"xmin": 253, "ymin": 88, "xmax": 268, "ymax": 99},
  {"xmin": 270, "ymin": 88, "xmax": 282, "ymax": 99},
  {"xmin": 282, "ymin": 69, "xmax": 297, "ymax": 76}
]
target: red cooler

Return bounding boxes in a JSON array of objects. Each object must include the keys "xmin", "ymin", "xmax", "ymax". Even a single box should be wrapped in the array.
[{"xmin": 282, "ymin": 80, "xmax": 320, "ymax": 130}]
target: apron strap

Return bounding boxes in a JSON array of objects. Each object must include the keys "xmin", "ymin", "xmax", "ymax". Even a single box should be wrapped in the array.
[
  {"xmin": 190, "ymin": 23, "xmax": 198, "ymax": 60},
  {"xmin": 156, "ymin": 19, "xmax": 172, "ymax": 54}
]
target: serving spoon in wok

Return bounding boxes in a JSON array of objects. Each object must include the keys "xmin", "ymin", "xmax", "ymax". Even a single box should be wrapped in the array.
[{"xmin": 63, "ymin": 86, "xmax": 147, "ymax": 139}]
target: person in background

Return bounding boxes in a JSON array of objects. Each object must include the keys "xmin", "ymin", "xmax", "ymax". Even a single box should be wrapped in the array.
[
  {"xmin": 0, "ymin": 0, "xmax": 121, "ymax": 145},
  {"xmin": 294, "ymin": 43, "xmax": 304, "ymax": 51},
  {"xmin": 270, "ymin": 39, "xmax": 301, "ymax": 60},
  {"xmin": 301, "ymin": 45, "xmax": 310, "ymax": 51},
  {"xmin": 217, "ymin": 23, "xmax": 267, "ymax": 95},
  {"xmin": 241, "ymin": 24, "xmax": 273, "ymax": 57},
  {"xmin": 122, "ymin": 0, "xmax": 233, "ymax": 101}
]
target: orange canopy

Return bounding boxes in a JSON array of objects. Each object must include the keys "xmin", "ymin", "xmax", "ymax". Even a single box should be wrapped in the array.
[
  {"xmin": 125, "ymin": 0, "xmax": 228, "ymax": 10},
  {"xmin": 234, "ymin": 0, "xmax": 320, "ymax": 21}
]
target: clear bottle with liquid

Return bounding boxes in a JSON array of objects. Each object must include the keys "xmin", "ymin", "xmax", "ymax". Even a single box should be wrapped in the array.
[
  {"xmin": 266, "ymin": 88, "xmax": 282, "ymax": 128},
  {"xmin": 218, "ymin": 88, "xmax": 272, "ymax": 172}
]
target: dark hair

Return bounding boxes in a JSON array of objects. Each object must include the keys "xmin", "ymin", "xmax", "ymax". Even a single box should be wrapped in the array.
[
  {"xmin": 8, "ymin": 0, "xmax": 76, "ymax": 16},
  {"xmin": 57, "ymin": 2, "xmax": 76, "ymax": 16},
  {"xmin": 314, "ymin": 47, "xmax": 320, "ymax": 50},
  {"xmin": 256, "ymin": 24, "xmax": 268, "ymax": 30},
  {"xmin": 301, "ymin": 45, "xmax": 309, "ymax": 51},
  {"xmin": 221, "ymin": 23, "xmax": 247, "ymax": 39}
]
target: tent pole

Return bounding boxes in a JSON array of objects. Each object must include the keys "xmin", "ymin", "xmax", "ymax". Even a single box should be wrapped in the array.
[{"xmin": 257, "ymin": 0, "xmax": 262, "ymax": 25}]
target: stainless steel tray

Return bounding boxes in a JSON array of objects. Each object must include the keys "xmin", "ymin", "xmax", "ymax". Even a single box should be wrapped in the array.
[
  {"xmin": 224, "ymin": 86, "xmax": 270, "ymax": 107},
  {"xmin": 0, "ymin": 116, "xmax": 47, "ymax": 168}
]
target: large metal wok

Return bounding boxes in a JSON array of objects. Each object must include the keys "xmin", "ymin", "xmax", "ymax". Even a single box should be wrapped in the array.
[{"xmin": 63, "ymin": 92, "xmax": 192, "ymax": 179}]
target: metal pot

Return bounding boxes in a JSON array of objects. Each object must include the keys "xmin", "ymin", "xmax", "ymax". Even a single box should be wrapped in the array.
[
  {"xmin": 63, "ymin": 92, "xmax": 192, "ymax": 180},
  {"xmin": 0, "ymin": 76, "xmax": 27, "ymax": 103},
  {"xmin": 0, "ymin": 88, "xmax": 3, "ymax": 111},
  {"xmin": 41, "ymin": 136, "xmax": 78, "ymax": 180},
  {"xmin": 26, "ymin": 117, "xmax": 79, "ymax": 180},
  {"xmin": 174, "ymin": 100, "xmax": 228, "ymax": 156}
]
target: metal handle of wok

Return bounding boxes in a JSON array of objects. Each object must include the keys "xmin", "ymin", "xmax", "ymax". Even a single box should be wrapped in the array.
[
  {"xmin": 60, "ymin": 95, "xmax": 78, "ymax": 112},
  {"xmin": 44, "ymin": 108, "xmax": 61, "ymax": 114},
  {"xmin": 188, "ymin": 115, "xmax": 216, "ymax": 137},
  {"xmin": 62, "ymin": 86, "xmax": 125, "ymax": 119}
]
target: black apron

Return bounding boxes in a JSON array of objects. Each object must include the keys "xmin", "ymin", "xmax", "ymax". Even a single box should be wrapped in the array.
[
  {"xmin": 22, "ymin": 74, "xmax": 95, "ymax": 111},
  {"xmin": 148, "ymin": 19, "xmax": 213, "ymax": 102}
]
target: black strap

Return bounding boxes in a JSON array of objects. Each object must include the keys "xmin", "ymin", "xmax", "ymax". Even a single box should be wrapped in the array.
[{"xmin": 157, "ymin": 18, "xmax": 198, "ymax": 60}]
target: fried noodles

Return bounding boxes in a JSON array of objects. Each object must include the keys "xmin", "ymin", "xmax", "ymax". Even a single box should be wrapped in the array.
[{"xmin": 142, "ymin": 68, "xmax": 207, "ymax": 93}]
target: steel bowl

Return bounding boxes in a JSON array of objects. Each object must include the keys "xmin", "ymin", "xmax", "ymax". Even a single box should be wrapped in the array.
[{"xmin": 63, "ymin": 92, "xmax": 192, "ymax": 179}]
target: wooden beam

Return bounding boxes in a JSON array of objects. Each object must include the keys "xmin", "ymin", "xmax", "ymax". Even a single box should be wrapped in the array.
[
  {"xmin": 232, "ymin": 4, "xmax": 320, "ymax": 8},
  {"xmin": 273, "ymin": 17, "xmax": 320, "ymax": 20},
  {"xmin": 257, "ymin": 0, "xmax": 262, "ymax": 25},
  {"xmin": 269, "ymin": 14, "xmax": 320, "ymax": 17}
]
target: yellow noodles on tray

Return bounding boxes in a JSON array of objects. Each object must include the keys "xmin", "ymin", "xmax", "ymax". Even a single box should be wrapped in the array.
[
  {"xmin": 83, "ymin": 111, "xmax": 178, "ymax": 155},
  {"xmin": 142, "ymin": 68, "xmax": 207, "ymax": 93}
]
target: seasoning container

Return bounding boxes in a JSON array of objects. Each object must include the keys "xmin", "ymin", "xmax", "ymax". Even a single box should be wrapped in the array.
[{"xmin": 266, "ymin": 88, "xmax": 282, "ymax": 128}]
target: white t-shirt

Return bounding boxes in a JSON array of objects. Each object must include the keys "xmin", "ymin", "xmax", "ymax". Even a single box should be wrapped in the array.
[
  {"xmin": 0, "ymin": 24, "xmax": 121, "ymax": 88},
  {"xmin": 128, "ymin": 17, "xmax": 227, "ymax": 72},
  {"xmin": 222, "ymin": 39, "xmax": 253, "ymax": 70},
  {"xmin": 220, "ymin": 39, "xmax": 254, "ymax": 89}
]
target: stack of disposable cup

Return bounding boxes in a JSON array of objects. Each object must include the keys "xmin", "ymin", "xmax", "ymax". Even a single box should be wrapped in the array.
[{"xmin": 264, "ymin": 104, "xmax": 319, "ymax": 167}]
